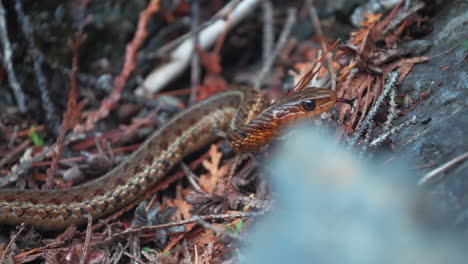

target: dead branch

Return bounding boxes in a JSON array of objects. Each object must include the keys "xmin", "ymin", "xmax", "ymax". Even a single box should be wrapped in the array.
[
  {"xmin": 0, "ymin": 2, "xmax": 26, "ymax": 112},
  {"xmin": 254, "ymin": 8, "xmax": 297, "ymax": 90},
  {"xmin": 97, "ymin": 211, "xmax": 266, "ymax": 246},
  {"xmin": 0, "ymin": 224, "xmax": 24, "ymax": 263},
  {"xmin": 306, "ymin": 0, "xmax": 336, "ymax": 90},
  {"xmin": 261, "ymin": 0, "xmax": 274, "ymax": 66},
  {"xmin": 14, "ymin": 1, "xmax": 58, "ymax": 128},
  {"xmin": 45, "ymin": 33, "xmax": 85, "ymax": 189},
  {"xmin": 79, "ymin": 215, "xmax": 93, "ymax": 264},
  {"xmin": 193, "ymin": 216, "xmax": 241, "ymax": 241},
  {"xmin": 189, "ymin": 0, "xmax": 201, "ymax": 105},
  {"xmin": 0, "ymin": 146, "xmax": 49, "ymax": 188},
  {"xmin": 81, "ymin": 0, "xmax": 161, "ymax": 132},
  {"xmin": 136, "ymin": 0, "xmax": 261, "ymax": 96},
  {"xmin": 418, "ymin": 152, "xmax": 468, "ymax": 185}
]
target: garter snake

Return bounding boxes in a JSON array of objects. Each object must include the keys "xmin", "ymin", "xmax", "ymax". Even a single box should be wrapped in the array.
[{"xmin": 0, "ymin": 86, "xmax": 336, "ymax": 230}]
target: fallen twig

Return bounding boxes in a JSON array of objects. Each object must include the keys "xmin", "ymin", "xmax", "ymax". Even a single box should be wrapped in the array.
[
  {"xmin": 418, "ymin": 152, "xmax": 468, "ymax": 185},
  {"xmin": 0, "ymin": 224, "xmax": 24, "ymax": 263},
  {"xmin": 0, "ymin": 140, "xmax": 30, "ymax": 169},
  {"xmin": 254, "ymin": 8, "xmax": 297, "ymax": 89},
  {"xmin": 97, "ymin": 211, "xmax": 265, "ymax": 246},
  {"xmin": 79, "ymin": 215, "xmax": 93, "ymax": 264},
  {"xmin": 306, "ymin": 0, "xmax": 336, "ymax": 90},
  {"xmin": 45, "ymin": 33, "xmax": 85, "ymax": 189},
  {"xmin": 81, "ymin": 0, "xmax": 161, "ymax": 132},
  {"xmin": 193, "ymin": 216, "xmax": 240, "ymax": 241},
  {"xmin": 0, "ymin": 2, "xmax": 26, "ymax": 112},
  {"xmin": 123, "ymin": 252, "xmax": 146, "ymax": 264},
  {"xmin": 261, "ymin": 0, "xmax": 274, "ymax": 67},
  {"xmin": 136, "ymin": 0, "xmax": 261, "ymax": 96},
  {"xmin": 190, "ymin": 0, "xmax": 201, "ymax": 105},
  {"xmin": 382, "ymin": 1, "xmax": 425, "ymax": 36},
  {"xmin": 0, "ymin": 146, "xmax": 49, "ymax": 188},
  {"xmin": 14, "ymin": 1, "xmax": 58, "ymax": 128}
]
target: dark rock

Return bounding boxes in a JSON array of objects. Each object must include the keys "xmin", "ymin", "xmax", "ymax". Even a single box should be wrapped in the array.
[{"xmin": 392, "ymin": 1, "xmax": 468, "ymax": 225}]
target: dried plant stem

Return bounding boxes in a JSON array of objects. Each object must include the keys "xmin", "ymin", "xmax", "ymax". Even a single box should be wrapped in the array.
[
  {"xmin": 97, "ymin": 211, "xmax": 266, "ymax": 245},
  {"xmin": 382, "ymin": 1, "xmax": 425, "ymax": 35},
  {"xmin": 189, "ymin": 0, "xmax": 201, "ymax": 105},
  {"xmin": 307, "ymin": 0, "xmax": 336, "ymax": 90},
  {"xmin": 193, "ymin": 216, "xmax": 241, "ymax": 241},
  {"xmin": 137, "ymin": 0, "xmax": 261, "ymax": 95},
  {"xmin": 254, "ymin": 8, "xmax": 297, "ymax": 89},
  {"xmin": 79, "ymin": 215, "xmax": 93, "ymax": 264},
  {"xmin": 0, "ymin": 146, "xmax": 49, "ymax": 188},
  {"xmin": 0, "ymin": 2, "xmax": 26, "ymax": 112},
  {"xmin": 261, "ymin": 0, "xmax": 274, "ymax": 66},
  {"xmin": 0, "ymin": 224, "xmax": 24, "ymax": 263},
  {"xmin": 418, "ymin": 152, "xmax": 468, "ymax": 185},
  {"xmin": 82, "ymin": 0, "xmax": 161, "ymax": 131},
  {"xmin": 45, "ymin": 33, "xmax": 85, "ymax": 189},
  {"xmin": 14, "ymin": 1, "xmax": 58, "ymax": 127}
]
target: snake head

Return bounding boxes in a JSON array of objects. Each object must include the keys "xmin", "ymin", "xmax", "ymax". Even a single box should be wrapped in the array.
[
  {"xmin": 227, "ymin": 87, "xmax": 337, "ymax": 153},
  {"xmin": 268, "ymin": 87, "xmax": 337, "ymax": 126}
]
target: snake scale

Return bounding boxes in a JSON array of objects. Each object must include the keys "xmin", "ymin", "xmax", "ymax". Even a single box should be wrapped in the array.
[{"xmin": 0, "ymin": 86, "xmax": 336, "ymax": 230}]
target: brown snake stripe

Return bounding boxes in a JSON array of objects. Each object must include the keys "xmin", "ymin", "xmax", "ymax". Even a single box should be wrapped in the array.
[{"xmin": 0, "ymin": 86, "xmax": 336, "ymax": 230}]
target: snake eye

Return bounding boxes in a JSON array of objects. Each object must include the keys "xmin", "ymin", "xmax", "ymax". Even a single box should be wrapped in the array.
[{"xmin": 302, "ymin": 99, "xmax": 316, "ymax": 111}]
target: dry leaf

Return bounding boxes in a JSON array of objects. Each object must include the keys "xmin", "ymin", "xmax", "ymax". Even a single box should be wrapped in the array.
[
  {"xmin": 173, "ymin": 186, "xmax": 193, "ymax": 220},
  {"xmin": 199, "ymin": 145, "xmax": 230, "ymax": 193}
]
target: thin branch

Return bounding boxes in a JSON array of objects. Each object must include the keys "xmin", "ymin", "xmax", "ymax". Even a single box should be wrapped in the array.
[
  {"xmin": 0, "ymin": 146, "xmax": 49, "ymax": 188},
  {"xmin": 152, "ymin": 0, "xmax": 244, "ymax": 58},
  {"xmin": 307, "ymin": 0, "xmax": 336, "ymax": 90},
  {"xmin": 14, "ymin": 1, "xmax": 58, "ymax": 128},
  {"xmin": 254, "ymin": 8, "xmax": 297, "ymax": 90},
  {"xmin": 192, "ymin": 216, "xmax": 241, "ymax": 241},
  {"xmin": 45, "ymin": 33, "xmax": 85, "ymax": 189},
  {"xmin": 81, "ymin": 0, "xmax": 161, "ymax": 132},
  {"xmin": 0, "ymin": 139, "xmax": 30, "ymax": 169},
  {"xmin": 136, "ymin": 0, "xmax": 261, "ymax": 96},
  {"xmin": 190, "ymin": 0, "xmax": 201, "ymax": 105},
  {"xmin": 181, "ymin": 162, "xmax": 204, "ymax": 193},
  {"xmin": 261, "ymin": 0, "xmax": 274, "ymax": 66},
  {"xmin": 79, "ymin": 215, "xmax": 93, "ymax": 264},
  {"xmin": 418, "ymin": 152, "xmax": 468, "ymax": 185},
  {"xmin": 382, "ymin": 1, "xmax": 425, "ymax": 35},
  {"xmin": 0, "ymin": 224, "xmax": 24, "ymax": 264},
  {"xmin": 123, "ymin": 252, "xmax": 146, "ymax": 264},
  {"xmin": 0, "ymin": 2, "xmax": 26, "ymax": 112},
  {"xmin": 97, "ymin": 211, "xmax": 266, "ymax": 245}
]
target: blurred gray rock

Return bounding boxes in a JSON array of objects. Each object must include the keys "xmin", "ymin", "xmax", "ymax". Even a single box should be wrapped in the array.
[
  {"xmin": 324, "ymin": 0, "xmax": 368, "ymax": 17},
  {"xmin": 241, "ymin": 126, "xmax": 465, "ymax": 264},
  {"xmin": 351, "ymin": 0, "xmax": 400, "ymax": 27}
]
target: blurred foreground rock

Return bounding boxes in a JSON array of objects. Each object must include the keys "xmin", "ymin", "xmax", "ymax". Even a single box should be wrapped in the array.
[{"xmin": 241, "ymin": 126, "xmax": 465, "ymax": 264}]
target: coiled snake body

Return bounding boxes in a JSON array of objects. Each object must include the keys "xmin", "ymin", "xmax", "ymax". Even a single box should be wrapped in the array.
[{"xmin": 0, "ymin": 86, "xmax": 336, "ymax": 230}]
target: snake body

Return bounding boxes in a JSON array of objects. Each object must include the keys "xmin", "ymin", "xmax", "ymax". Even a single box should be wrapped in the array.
[{"xmin": 0, "ymin": 86, "xmax": 336, "ymax": 230}]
